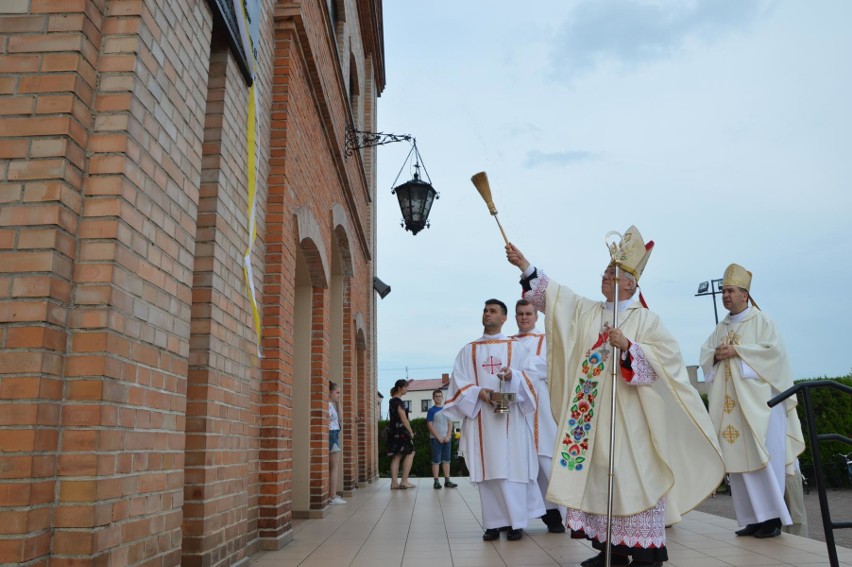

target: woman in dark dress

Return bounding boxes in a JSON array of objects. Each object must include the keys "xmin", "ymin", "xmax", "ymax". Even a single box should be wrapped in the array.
[{"xmin": 387, "ymin": 379, "xmax": 416, "ymax": 489}]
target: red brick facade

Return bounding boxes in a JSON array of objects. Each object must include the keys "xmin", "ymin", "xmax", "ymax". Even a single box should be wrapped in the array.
[{"xmin": 0, "ymin": 1, "xmax": 383, "ymax": 565}]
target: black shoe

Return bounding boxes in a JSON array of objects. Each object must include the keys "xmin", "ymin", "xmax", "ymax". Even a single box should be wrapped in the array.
[
  {"xmin": 542, "ymin": 508, "xmax": 565, "ymax": 532},
  {"xmin": 581, "ymin": 553, "xmax": 629, "ymax": 567},
  {"xmin": 754, "ymin": 526, "xmax": 781, "ymax": 538},
  {"xmin": 580, "ymin": 552, "xmax": 605, "ymax": 567},
  {"xmin": 627, "ymin": 562, "xmax": 663, "ymax": 567},
  {"xmin": 735, "ymin": 523, "xmax": 760, "ymax": 536},
  {"xmin": 433, "ymin": 479, "xmax": 442, "ymax": 489},
  {"xmin": 499, "ymin": 525, "xmax": 510, "ymax": 531},
  {"xmin": 444, "ymin": 479, "xmax": 458, "ymax": 488},
  {"xmin": 482, "ymin": 528, "xmax": 500, "ymax": 541},
  {"xmin": 754, "ymin": 519, "xmax": 782, "ymax": 539},
  {"xmin": 507, "ymin": 528, "xmax": 523, "ymax": 541}
]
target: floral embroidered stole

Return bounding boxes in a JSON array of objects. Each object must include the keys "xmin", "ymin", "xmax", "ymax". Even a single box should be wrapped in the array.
[{"xmin": 559, "ymin": 330, "xmax": 611, "ymax": 471}]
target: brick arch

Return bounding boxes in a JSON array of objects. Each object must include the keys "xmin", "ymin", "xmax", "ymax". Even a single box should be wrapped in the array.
[
  {"xmin": 295, "ymin": 207, "xmax": 329, "ymax": 288},
  {"xmin": 331, "ymin": 203, "xmax": 354, "ymax": 277}
]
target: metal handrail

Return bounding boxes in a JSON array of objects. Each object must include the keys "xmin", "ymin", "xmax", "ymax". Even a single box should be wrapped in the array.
[{"xmin": 769, "ymin": 380, "xmax": 852, "ymax": 567}]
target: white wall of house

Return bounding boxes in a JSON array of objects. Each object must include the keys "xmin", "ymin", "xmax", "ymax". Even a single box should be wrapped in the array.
[{"xmin": 399, "ymin": 390, "xmax": 437, "ymax": 421}]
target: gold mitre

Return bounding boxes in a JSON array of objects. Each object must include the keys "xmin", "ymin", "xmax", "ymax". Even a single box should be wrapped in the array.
[
  {"xmin": 607, "ymin": 225, "xmax": 655, "ymax": 281},
  {"xmin": 722, "ymin": 263, "xmax": 752, "ymax": 291}
]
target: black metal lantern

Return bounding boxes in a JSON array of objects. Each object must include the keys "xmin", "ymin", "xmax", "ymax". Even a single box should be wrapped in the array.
[
  {"xmin": 343, "ymin": 127, "xmax": 438, "ymax": 235},
  {"xmin": 392, "ymin": 168, "xmax": 437, "ymax": 235},
  {"xmin": 390, "ymin": 143, "xmax": 438, "ymax": 235}
]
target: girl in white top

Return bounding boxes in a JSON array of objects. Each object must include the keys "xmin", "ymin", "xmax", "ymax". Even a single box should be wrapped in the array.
[{"xmin": 329, "ymin": 381, "xmax": 345, "ymax": 505}]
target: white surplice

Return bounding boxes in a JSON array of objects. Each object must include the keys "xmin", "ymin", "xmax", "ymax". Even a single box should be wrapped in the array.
[
  {"xmin": 512, "ymin": 329, "xmax": 563, "ymax": 516},
  {"xmin": 441, "ymin": 333, "xmax": 545, "ymax": 530}
]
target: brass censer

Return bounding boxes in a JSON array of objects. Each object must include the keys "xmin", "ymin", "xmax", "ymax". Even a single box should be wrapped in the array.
[{"xmin": 489, "ymin": 369, "xmax": 516, "ymax": 414}]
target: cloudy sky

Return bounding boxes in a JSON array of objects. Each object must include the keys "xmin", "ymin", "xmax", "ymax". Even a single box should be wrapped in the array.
[{"xmin": 374, "ymin": 0, "xmax": 852, "ymax": 411}]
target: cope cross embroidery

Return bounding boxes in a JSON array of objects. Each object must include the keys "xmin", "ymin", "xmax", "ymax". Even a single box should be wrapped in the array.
[{"xmin": 481, "ymin": 356, "xmax": 502, "ymax": 374}]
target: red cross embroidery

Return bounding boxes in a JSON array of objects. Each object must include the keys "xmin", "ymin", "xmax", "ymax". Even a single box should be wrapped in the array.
[{"xmin": 482, "ymin": 356, "xmax": 502, "ymax": 374}]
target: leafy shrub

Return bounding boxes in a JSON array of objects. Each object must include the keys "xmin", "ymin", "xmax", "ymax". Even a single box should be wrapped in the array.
[{"xmin": 793, "ymin": 375, "xmax": 852, "ymax": 488}]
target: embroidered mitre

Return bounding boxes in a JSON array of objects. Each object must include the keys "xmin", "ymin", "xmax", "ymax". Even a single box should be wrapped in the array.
[
  {"xmin": 607, "ymin": 225, "xmax": 655, "ymax": 281},
  {"xmin": 722, "ymin": 263, "xmax": 752, "ymax": 291}
]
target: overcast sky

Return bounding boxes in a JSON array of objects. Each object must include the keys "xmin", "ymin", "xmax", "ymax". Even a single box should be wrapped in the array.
[{"xmin": 373, "ymin": 0, "xmax": 852, "ymax": 414}]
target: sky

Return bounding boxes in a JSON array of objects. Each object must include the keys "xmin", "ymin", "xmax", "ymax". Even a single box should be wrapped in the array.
[{"xmin": 373, "ymin": 0, "xmax": 852, "ymax": 415}]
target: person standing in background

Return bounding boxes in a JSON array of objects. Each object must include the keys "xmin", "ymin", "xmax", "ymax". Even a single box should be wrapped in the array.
[
  {"xmin": 387, "ymin": 379, "xmax": 416, "ymax": 489},
  {"xmin": 512, "ymin": 299, "xmax": 565, "ymax": 533},
  {"xmin": 426, "ymin": 389, "xmax": 458, "ymax": 489},
  {"xmin": 328, "ymin": 381, "xmax": 346, "ymax": 505},
  {"xmin": 701, "ymin": 263, "xmax": 805, "ymax": 539}
]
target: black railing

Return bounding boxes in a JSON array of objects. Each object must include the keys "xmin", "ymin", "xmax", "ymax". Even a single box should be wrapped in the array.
[{"xmin": 769, "ymin": 380, "xmax": 852, "ymax": 567}]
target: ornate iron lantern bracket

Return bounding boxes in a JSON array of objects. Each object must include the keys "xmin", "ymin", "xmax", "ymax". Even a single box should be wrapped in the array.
[
  {"xmin": 344, "ymin": 125, "xmax": 438, "ymax": 234},
  {"xmin": 345, "ymin": 126, "xmax": 412, "ymax": 157}
]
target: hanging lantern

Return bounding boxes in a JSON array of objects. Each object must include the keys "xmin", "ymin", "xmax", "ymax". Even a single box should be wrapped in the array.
[
  {"xmin": 343, "ymin": 127, "xmax": 438, "ymax": 235},
  {"xmin": 392, "ymin": 169, "xmax": 437, "ymax": 235},
  {"xmin": 390, "ymin": 142, "xmax": 438, "ymax": 235}
]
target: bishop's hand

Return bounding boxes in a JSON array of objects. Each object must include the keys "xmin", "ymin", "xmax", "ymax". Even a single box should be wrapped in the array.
[
  {"xmin": 505, "ymin": 243, "xmax": 530, "ymax": 272},
  {"xmin": 714, "ymin": 344, "xmax": 737, "ymax": 361},
  {"xmin": 607, "ymin": 328, "xmax": 630, "ymax": 351}
]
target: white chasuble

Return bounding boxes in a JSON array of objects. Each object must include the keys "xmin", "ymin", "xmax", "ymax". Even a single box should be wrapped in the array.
[
  {"xmin": 537, "ymin": 275, "xmax": 723, "ymax": 527},
  {"xmin": 700, "ymin": 308, "xmax": 805, "ymax": 474}
]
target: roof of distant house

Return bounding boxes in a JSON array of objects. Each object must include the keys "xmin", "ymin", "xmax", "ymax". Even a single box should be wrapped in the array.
[{"xmin": 406, "ymin": 378, "xmax": 448, "ymax": 392}]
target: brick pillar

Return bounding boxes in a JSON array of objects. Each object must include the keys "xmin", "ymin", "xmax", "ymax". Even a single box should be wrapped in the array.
[
  {"xmin": 182, "ymin": 39, "xmax": 258, "ymax": 567},
  {"xmin": 340, "ymin": 278, "xmax": 357, "ymax": 492},
  {"xmin": 0, "ymin": 1, "xmax": 103, "ymax": 564},
  {"xmin": 362, "ymin": 344, "xmax": 377, "ymax": 481},
  {"xmin": 56, "ymin": 2, "xmax": 212, "ymax": 565},
  {"xmin": 309, "ymin": 286, "xmax": 329, "ymax": 509},
  {"xmin": 256, "ymin": 20, "xmax": 294, "ymax": 549},
  {"xmin": 355, "ymin": 334, "xmax": 369, "ymax": 483}
]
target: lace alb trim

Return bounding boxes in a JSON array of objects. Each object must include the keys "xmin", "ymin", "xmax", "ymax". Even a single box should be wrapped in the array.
[
  {"xmin": 628, "ymin": 343, "xmax": 658, "ymax": 385},
  {"xmin": 566, "ymin": 497, "xmax": 666, "ymax": 548},
  {"xmin": 524, "ymin": 270, "xmax": 549, "ymax": 312}
]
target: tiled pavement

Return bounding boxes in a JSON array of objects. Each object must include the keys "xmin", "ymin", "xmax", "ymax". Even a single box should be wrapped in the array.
[
  {"xmin": 695, "ymin": 484, "xmax": 852, "ymax": 549},
  {"xmin": 250, "ymin": 478, "xmax": 852, "ymax": 567}
]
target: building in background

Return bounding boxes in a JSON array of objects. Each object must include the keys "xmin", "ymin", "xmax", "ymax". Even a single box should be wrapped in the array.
[
  {"xmin": 400, "ymin": 373, "xmax": 450, "ymax": 419},
  {"xmin": 0, "ymin": 1, "xmax": 384, "ymax": 565},
  {"xmin": 687, "ymin": 365, "xmax": 709, "ymax": 396},
  {"xmin": 396, "ymin": 374, "xmax": 460, "ymax": 434}
]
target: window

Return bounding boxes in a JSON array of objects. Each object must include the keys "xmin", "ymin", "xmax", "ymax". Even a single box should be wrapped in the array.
[
  {"xmin": 402, "ymin": 400, "xmax": 411, "ymax": 412},
  {"xmin": 421, "ymin": 399, "xmax": 431, "ymax": 412}
]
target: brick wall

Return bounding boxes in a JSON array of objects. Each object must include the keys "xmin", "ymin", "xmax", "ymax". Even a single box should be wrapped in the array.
[
  {"xmin": 0, "ymin": 0, "xmax": 383, "ymax": 565},
  {"xmin": 1, "ymin": 1, "xmax": 104, "ymax": 564},
  {"xmin": 61, "ymin": 0, "xmax": 211, "ymax": 564}
]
